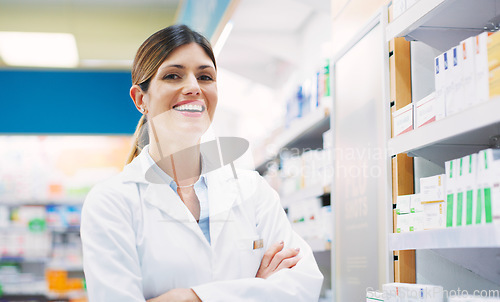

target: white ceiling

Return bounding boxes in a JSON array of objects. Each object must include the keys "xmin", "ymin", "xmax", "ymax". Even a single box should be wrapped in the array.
[
  {"xmin": 0, "ymin": 0, "xmax": 330, "ymax": 88},
  {"xmin": 217, "ymin": 0, "xmax": 331, "ymax": 89}
]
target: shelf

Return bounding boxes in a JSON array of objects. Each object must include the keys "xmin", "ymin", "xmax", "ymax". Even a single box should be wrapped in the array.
[
  {"xmin": 387, "ymin": 0, "xmax": 500, "ymax": 51},
  {"xmin": 0, "ymin": 199, "xmax": 84, "ymax": 206},
  {"xmin": 388, "ymin": 99, "xmax": 500, "ymax": 164},
  {"xmin": 280, "ymin": 183, "xmax": 331, "ymax": 208},
  {"xmin": 255, "ymin": 108, "xmax": 330, "ymax": 173},
  {"xmin": 389, "ymin": 224, "xmax": 500, "ymax": 250}
]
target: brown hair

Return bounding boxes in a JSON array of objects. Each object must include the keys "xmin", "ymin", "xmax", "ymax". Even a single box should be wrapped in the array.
[{"xmin": 126, "ymin": 24, "xmax": 216, "ymax": 165}]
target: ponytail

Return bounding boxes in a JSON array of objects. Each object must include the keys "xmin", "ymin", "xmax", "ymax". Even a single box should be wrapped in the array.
[{"xmin": 126, "ymin": 114, "xmax": 149, "ymax": 165}]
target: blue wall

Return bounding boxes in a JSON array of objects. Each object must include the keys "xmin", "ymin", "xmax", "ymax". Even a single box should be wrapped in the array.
[{"xmin": 0, "ymin": 69, "xmax": 140, "ymax": 134}]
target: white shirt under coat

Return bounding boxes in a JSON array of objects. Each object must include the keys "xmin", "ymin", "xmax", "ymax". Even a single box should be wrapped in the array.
[{"xmin": 80, "ymin": 145, "xmax": 323, "ymax": 301}]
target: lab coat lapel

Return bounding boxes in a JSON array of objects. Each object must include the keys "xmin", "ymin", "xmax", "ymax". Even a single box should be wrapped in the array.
[
  {"xmin": 207, "ymin": 166, "xmax": 238, "ymax": 246},
  {"xmin": 123, "ymin": 148, "xmax": 207, "ymax": 243}
]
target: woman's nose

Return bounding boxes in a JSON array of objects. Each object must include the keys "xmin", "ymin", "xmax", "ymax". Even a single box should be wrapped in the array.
[{"xmin": 182, "ymin": 74, "xmax": 201, "ymax": 95}]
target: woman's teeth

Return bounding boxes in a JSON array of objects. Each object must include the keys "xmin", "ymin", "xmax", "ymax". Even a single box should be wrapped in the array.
[{"xmin": 174, "ymin": 104, "xmax": 204, "ymax": 112}]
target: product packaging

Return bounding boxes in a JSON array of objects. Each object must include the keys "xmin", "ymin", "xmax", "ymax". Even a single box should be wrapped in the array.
[
  {"xmin": 461, "ymin": 153, "xmax": 478, "ymax": 225},
  {"xmin": 460, "ymin": 37, "xmax": 477, "ymax": 110},
  {"xmin": 415, "ymin": 92, "xmax": 439, "ymax": 128},
  {"xmin": 393, "ymin": 103, "xmax": 413, "ymax": 136},
  {"xmin": 383, "ymin": 283, "xmax": 444, "ymax": 302},
  {"xmin": 410, "ymin": 194, "xmax": 423, "ymax": 213},
  {"xmin": 476, "ymin": 32, "xmax": 490, "ymax": 104},
  {"xmin": 420, "ymin": 174, "xmax": 446, "ymax": 229},
  {"xmin": 445, "ymin": 46, "xmax": 463, "ymax": 116},
  {"xmin": 434, "ymin": 53, "xmax": 447, "ymax": 119},
  {"xmin": 476, "ymin": 148, "xmax": 500, "ymax": 224}
]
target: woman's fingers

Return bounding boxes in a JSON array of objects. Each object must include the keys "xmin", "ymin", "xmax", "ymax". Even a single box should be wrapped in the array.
[
  {"xmin": 260, "ymin": 240, "xmax": 284, "ymax": 268},
  {"xmin": 276, "ymin": 253, "xmax": 301, "ymax": 270},
  {"xmin": 268, "ymin": 247, "xmax": 300, "ymax": 271}
]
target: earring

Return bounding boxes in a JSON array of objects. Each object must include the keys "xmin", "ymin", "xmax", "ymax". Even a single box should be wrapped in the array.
[{"xmin": 140, "ymin": 107, "xmax": 145, "ymax": 113}]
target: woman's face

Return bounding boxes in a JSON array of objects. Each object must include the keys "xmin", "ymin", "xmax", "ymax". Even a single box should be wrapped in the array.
[{"xmin": 142, "ymin": 42, "xmax": 217, "ymax": 143}]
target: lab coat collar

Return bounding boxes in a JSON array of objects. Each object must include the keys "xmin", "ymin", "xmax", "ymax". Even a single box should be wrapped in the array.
[{"xmin": 121, "ymin": 145, "xmax": 239, "ymax": 246}]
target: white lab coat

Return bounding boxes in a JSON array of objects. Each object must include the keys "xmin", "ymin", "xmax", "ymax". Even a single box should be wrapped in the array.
[{"xmin": 80, "ymin": 147, "xmax": 323, "ymax": 301}]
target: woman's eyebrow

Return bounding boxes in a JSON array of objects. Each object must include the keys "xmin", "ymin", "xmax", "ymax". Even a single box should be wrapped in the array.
[{"xmin": 198, "ymin": 65, "xmax": 215, "ymax": 70}]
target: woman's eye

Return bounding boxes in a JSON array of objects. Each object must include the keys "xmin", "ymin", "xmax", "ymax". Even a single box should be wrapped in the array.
[
  {"xmin": 164, "ymin": 74, "xmax": 180, "ymax": 80},
  {"xmin": 198, "ymin": 75, "xmax": 214, "ymax": 81}
]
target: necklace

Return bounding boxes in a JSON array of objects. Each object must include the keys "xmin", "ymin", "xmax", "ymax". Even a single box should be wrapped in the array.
[{"xmin": 177, "ymin": 183, "xmax": 195, "ymax": 188}]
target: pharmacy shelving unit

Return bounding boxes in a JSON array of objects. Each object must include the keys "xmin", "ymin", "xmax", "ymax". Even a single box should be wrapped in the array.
[
  {"xmin": 386, "ymin": 0, "xmax": 500, "ymax": 287},
  {"xmin": 254, "ymin": 106, "xmax": 332, "ymax": 298},
  {"xmin": 255, "ymin": 108, "xmax": 330, "ymax": 174},
  {"xmin": 386, "ymin": 0, "xmax": 500, "ymax": 52}
]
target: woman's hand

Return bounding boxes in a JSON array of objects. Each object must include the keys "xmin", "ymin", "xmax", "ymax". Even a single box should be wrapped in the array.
[
  {"xmin": 256, "ymin": 240, "xmax": 301, "ymax": 279},
  {"xmin": 147, "ymin": 288, "xmax": 201, "ymax": 302}
]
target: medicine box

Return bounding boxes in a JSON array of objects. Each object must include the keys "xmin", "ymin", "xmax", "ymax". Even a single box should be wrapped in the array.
[
  {"xmin": 460, "ymin": 37, "xmax": 476, "ymax": 110},
  {"xmin": 393, "ymin": 103, "xmax": 413, "ymax": 136},
  {"xmin": 396, "ymin": 213, "xmax": 410, "ymax": 233},
  {"xmin": 410, "ymin": 193, "xmax": 423, "ymax": 213},
  {"xmin": 476, "ymin": 32, "xmax": 490, "ymax": 104},
  {"xmin": 434, "ymin": 53, "xmax": 447, "ymax": 119},
  {"xmin": 383, "ymin": 283, "xmax": 443, "ymax": 302},
  {"xmin": 461, "ymin": 153, "xmax": 478, "ymax": 226},
  {"xmin": 415, "ymin": 92, "xmax": 440, "ymax": 128},
  {"xmin": 476, "ymin": 148, "xmax": 500, "ymax": 224},
  {"xmin": 396, "ymin": 195, "xmax": 411, "ymax": 214}
]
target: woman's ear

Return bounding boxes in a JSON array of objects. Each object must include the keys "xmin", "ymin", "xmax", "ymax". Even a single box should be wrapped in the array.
[{"xmin": 130, "ymin": 85, "xmax": 147, "ymax": 113}]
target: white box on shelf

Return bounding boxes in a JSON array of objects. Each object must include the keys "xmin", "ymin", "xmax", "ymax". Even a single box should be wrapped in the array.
[
  {"xmin": 410, "ymin": 193, "xmax": 423, "ymax": 213},
  {"xmin": 434, "ymin": 53, "xmax": 447, "ymax": 120},
  {"xmin": 409, "ymin": 212, "xmax": 424, "ymax": 231},
  {"xmin": 422, "ymin": 201, "xmax": 446, "ymax": 229},
  {"xmin": 477, "ymin": 148, "xmax": 500, "ymax": 224},
  {"xmin": 414, "ymin": 92, "xmax": 439, "ymax": 128},
  {"xmin": 366, "ymin": 290, "xmax": 385, "ymax": 302},
  {"xmin": 393, "ymin": 103, "xmax": 413, "ymax": 136},
  {"xmin": 383, "ymin": 283, "xmax": 443, "ymax": 302},
  {"xmin": 462, "ymin": 153, "xmax": 478, "ymax": 226},
  {"xmin": 445, "ymin": 159, "xmax": 459, "ymax": 228},
  {"xmin": 420, "ymin": 174, "xmax": 446, "ymax": 229},
  {"xmin": 392, "ymin": 0, "xmax": 406, "ymax": 19},
  {"xmin": 420, "ymin": 174, "xmax": 446, "ymax": 202},
  {"xmin": 396, "ymin": 194, "xmax": 412, "ymax": 214},
  {"xmin": 396, "ymin": 213, "xmax": 410, "ymax": 233},
  {"xmin": 460, "ymin": 37, "xmax": 477, "ymax": 110},
  {"xmin": 476, "ymin": 32, "xmax": 490, "ymax": 104},
  {"xmin": 446, "ymin": 46, "xmax": 464, "ymax": 116}
]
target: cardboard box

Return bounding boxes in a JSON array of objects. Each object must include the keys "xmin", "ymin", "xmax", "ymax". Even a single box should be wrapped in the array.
[
  {"xmin": 396, "ymin": 213, "xmax": 410, "ymax": 233},
  {"xmin": 489, "ymin": 66, "xmax": 500, "ymax": 99},
  {"xmin": 409, "ymin": 212, "xmax": 425, "ymax": 231},
  {"xmin": 434, "ymin": 53, "xmax": 447, "ymax": 119},
  {"xmin": 476, "ymin": 148, "xmax": 500, "ymax": 224},
  {"xmin": 445, "ymin": 46, "xmax": 464, "ymax": 116},
  {"xmin": 422, "ymin": 201, "xmax": 446, "ymax": 229},
  {"xmin": 396, "ymin": 195, "xmax": 412, "ymax": 214},
  {"xmin": 410, "ymin": 193, "xmax": 423, "ymax": 213},
  {"xmin": 476, "ymin": 32, "xmax": 490, "ymax": 104},
  {"xmin": 415, "ymin": 92, "xmax": 440, "ymax": 128},
  {"xmin": 461, "ymin": 154, "xmax": 477, "ymax": 226},
  {"xmin": 460, "ymin": 37, "xmax": 477, "ymax": 110},
  {"xmin": 393, "ymin": 103, "xmax": 413, "ymax": 136},
  {"xmin": 383, "ymin": 283, "xmax": 444, "ymax": 302}
]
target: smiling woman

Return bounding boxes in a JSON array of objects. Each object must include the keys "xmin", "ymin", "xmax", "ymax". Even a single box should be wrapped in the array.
[{"xmin": 80, "ymin": 24, "xmax": 323, "ymax": 302}]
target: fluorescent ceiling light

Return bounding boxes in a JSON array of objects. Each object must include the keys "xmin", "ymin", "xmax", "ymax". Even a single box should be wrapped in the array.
[
  {"xmin": 214, "ymin": 21, "xmax": 233, "ymax": 58},
  {"xmin": 0, "ymin": 32, "xmax": 79, "ymax": 68}
]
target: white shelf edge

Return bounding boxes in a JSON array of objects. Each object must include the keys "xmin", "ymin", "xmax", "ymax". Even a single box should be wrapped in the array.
[
  {"xmin": 389, "ymin": 224, "xmax": 500, "ymax": 250},
  {"xmin": 254, "ymin": 108, "xmax": 329, "ymax": 169},
  {"xmin": 386, "ymin": 0, "xmax": 446, "ymax": 41},
  {"xmin": 388, "ymin": 99, "xmax": 500, "ymax": 156}
]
